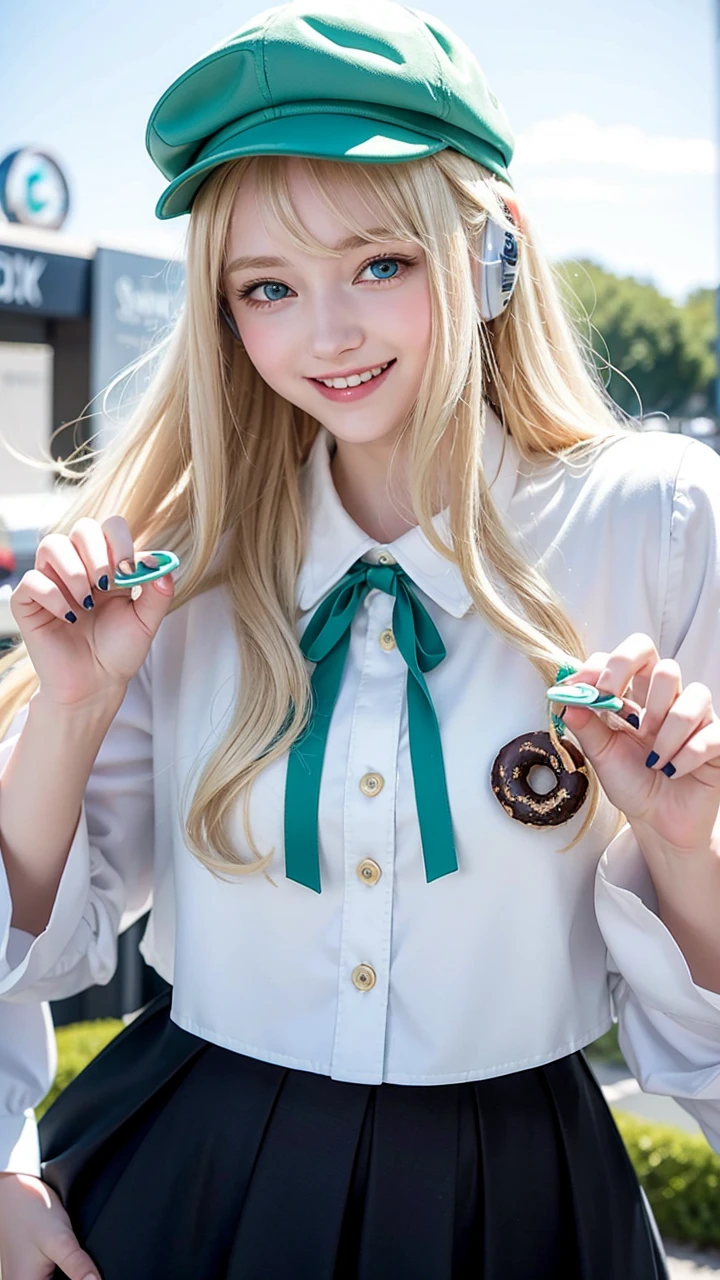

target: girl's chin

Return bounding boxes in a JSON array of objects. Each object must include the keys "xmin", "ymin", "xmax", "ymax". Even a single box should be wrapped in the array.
[{"xmin": 323, "ymin": 422, "xmax": 406, "ymax": 446}]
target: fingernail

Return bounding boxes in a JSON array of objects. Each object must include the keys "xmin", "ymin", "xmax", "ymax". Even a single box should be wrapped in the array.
[
  {"xmin": 661, "ymin": 761, "xmax": 676, "ymax": 777},
  {"xmin": 138, "ymin": 554, "xmax": 159, "ymax": 569},
  {"xmin": 82, "ymin": 595, "xmax": 94, "ymax": 610},
  {"xmin": 645, "ymin": 751, "xmax": 660, "ymax": 768},
  {"xmin": 65, "ymin": 610, "xmax": 77, "ymax": 624},
  {"xmin": 626, "ymin": 713, "xmax": 640, "ymax": 729},
  {"xmin": 117, "ymin": 558, "xmax": 136, "ymax": 576},
  {"xmin": 97, "ymin": 574, "xmax": 109, "ymax": 591}
]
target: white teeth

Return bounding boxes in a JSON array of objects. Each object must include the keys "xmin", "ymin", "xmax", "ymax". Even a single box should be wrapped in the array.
[{"xmin": 317, "ymin": 361, "xmax": 391, "ymax": 389}]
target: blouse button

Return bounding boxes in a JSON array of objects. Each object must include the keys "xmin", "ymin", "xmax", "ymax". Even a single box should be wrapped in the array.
[
  {"xmin": 379, "ymin": 628, "xmax": 396, "ymax": 651},
  {"xmin": 359, "ymin": 772, "xmax": 384, "ymax": 797},
  {"xmin": 357, "ymin": 858, "xmax": 382, "ymax": 885},
  {"xmin": 376, "ymin": 550, "xmax": 395, "ymax": 565},
  {"xmin": 352, "ymin": 963, "xmax": 377, "ymax": 991}
]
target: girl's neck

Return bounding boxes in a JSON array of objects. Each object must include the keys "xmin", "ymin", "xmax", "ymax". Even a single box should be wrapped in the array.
[{"xmin": 329, "ymin": 435, "xmax": 421, "ymax": 543}]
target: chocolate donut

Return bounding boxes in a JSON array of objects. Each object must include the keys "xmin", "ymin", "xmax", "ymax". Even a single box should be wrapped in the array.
[{"xmin": 491, "ymin": 730, "xmax": 589, "ymax": 826}]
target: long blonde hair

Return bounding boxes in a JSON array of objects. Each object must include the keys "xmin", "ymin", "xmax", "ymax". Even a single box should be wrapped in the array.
[{"xmin": 0, "ymin": 151, "xmax": 633, "ymax": 875}]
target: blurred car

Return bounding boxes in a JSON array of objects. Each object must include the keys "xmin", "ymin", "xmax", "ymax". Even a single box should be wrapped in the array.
[
  {"xmin": 0, "ymin": 516, "xmax": 15, "ymax": 584},
  {"xmin": 636, "ymin": 413, "xmax": 671, "ymax": 432},
  {"xmin": 637, "ymin": 415, "xmax": 720, "ymax": 453},
  {"xmin": 0, "ymin": 516, "xmax": 18, "ymax": 653},
  {"xmin": 0, "ymin": 488, "xmax": 77, "ymax": 646},
  {"xmin": 679, "ymin": 417, "xmax": 720, "ymax": 454},
  {"xmin": 680, "ymin": 416, "xmax": 718, "ymax": 438}
]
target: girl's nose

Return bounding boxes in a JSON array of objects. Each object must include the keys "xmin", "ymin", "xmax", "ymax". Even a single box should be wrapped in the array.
[{"xmin": 305, "ymin": 296, "xmax": 364, "ymax": 362}]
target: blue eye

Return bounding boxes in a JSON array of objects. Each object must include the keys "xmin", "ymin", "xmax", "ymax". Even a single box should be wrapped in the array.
[
  {"xmin": 367, "ymin": 259, "xmax": 399, "ymax": 279},
  {"xmin": 260, "ymin": 282, "xmax": 290, "ymax": 301},
  {"xmin": 237, "ymin": 253, "xmax": 415, "ymax": 310}
]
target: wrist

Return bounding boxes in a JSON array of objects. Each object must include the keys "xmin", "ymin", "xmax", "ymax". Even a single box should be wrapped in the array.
[
  {"xmin": 630, "ymin": 817, "xmax": 720, "ymax": 956},
  {"xmin": 630, "ymin": 819, "xmax": 720, "ymax": 907},
  {"xmin": 33, "ymin": 684, "xmax": 128, "ymax": 724},
  {"xmin": 630, "ymin": 815, "xmax": 720, "ymax": 865}
]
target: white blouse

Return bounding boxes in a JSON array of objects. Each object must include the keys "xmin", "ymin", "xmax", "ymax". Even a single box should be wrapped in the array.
[{"xmin": 4, "ymin": 407, "xmax": 720, "ymax": 1176}]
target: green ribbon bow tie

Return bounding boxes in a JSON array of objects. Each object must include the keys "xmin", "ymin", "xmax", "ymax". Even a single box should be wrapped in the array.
[{"xmin": 284, "ymin": 559, "xmax": 458, "ymax": 892}]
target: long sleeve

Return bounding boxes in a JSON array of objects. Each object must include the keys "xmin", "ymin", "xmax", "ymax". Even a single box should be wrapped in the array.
[
  {"xmin": 0, "ymin": 659, "xmax": 155, "ymax": 1003},
  {"xmin": 0, "ymin": 1001, "xmax": 55, "ymax": 1175},
  {"xmin": 594, "ymin": 438, "xmax": 720, "ymax": 1152}
]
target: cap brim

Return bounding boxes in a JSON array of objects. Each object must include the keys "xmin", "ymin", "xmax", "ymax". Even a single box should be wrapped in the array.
[{"xmin": 154, "ymin": 113, "xmax": 447, "ymax": 219}]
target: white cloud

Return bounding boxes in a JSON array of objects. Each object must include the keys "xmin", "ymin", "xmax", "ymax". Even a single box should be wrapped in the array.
[
  {"xmin": 520, "ymin": 177, "xmax": 627, "ymax": 204},
  {"xmin": 515, "ymin": 114, "xmax": 716, "ymax": 175}
]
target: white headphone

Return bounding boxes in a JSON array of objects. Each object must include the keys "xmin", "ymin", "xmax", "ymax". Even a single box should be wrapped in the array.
[
  {"xmin": 218, "ymin": 204, "xmax": 521, "ymax": 339},
  {"xmin": 477, "ymin": 202, "xmax": 521, "ymax": 321}
]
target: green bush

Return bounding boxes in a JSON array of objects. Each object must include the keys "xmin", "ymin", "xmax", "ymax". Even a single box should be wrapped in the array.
[
  {"xmin": 36, "ymin": 1021, "xmax": 720, "ymax": 1250},
  {"xmin": 586, "ymin": 1021, "xmax": 626, "ymax": 1068},
  {"xmin": 613, "ymin": 1109, "xmax": 720, "ymax": 1250},
  {"xmin": 35, "ymin": 1018, "xmax": 124, "ymax": 1120}
]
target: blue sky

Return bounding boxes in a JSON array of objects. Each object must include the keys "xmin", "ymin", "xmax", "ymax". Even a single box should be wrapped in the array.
[{"xmin": 2, "ymin": 0, "xmax": 716, "ymax": 301}]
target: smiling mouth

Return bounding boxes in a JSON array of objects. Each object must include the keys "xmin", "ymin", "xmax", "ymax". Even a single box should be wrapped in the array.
[{"xmin": 310, "ymin": 359, "xmax": 396, "ymax": 388}]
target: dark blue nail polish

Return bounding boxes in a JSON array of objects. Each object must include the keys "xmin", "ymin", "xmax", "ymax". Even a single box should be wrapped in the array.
[
  {"xmin": 661, "ymin": 761, "xmax": 676, "ymax": 777},
  {"xmin": 65, "ymin": 610, "xmax": 77, "ymax": 624},
  {"xmin": 645, "ymin": 751, "xmax": 660, "ymax": 768},
  {"xmin": 626, "ymin": 713, "xmax": 640, "ymax": 729},
  {"xmin": 82, "ymin": 595, "xmax": 94, "ymax": 610},
  {"xmin": 98, "ymin": 575, "xmax": 109, "ymax": 591}
]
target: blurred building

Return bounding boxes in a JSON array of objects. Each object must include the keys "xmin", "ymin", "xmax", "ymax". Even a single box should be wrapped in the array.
[
  {"xmin": 0, "ymin": 152, "xmax": 185, "ymax": 609},
  {"xmin": 0, "ymin": 148, "xmax": 184, "ymax": 1021}
]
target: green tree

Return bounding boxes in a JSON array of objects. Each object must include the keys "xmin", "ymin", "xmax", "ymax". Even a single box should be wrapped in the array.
[
  {"xmin": 682, "ymin": 286, "xmax": 717, "ymax": 409},
  {"xmin": 554, "ymin": 259, "xmax": 716, "ymax": 417}
]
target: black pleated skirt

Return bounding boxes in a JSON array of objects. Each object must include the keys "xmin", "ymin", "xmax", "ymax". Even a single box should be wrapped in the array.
[{"xmin": 40, "ymin": 989, "xmax": 668, "ymax": 1280}]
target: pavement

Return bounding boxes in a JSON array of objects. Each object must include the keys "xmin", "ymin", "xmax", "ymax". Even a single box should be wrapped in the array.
[
  {"xmin": 589, "ymin": 1059, "xmax": 702, "ymax": 1135},
  {"xmin": 588, "ymin": 1060, "xmax": 718, "ymax": 1277},
  {"xmin": 665, "ymin": 1243, "xmax": 720, "ymax": 1277}
]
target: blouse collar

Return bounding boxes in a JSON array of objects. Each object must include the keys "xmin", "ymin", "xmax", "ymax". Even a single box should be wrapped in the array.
[{"xmin": 297, "ymin": 405, "xmax": 521, "ymax": 619}]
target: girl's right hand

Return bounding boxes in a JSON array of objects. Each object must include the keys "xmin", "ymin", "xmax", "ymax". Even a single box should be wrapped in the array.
[
  {"xmin": 9, "ymin": 515, "xmax": 175, "ymax": 708},
  {"xmin": 0, "ymin": 1171, "xmax": 100, "ymax": 1279}
]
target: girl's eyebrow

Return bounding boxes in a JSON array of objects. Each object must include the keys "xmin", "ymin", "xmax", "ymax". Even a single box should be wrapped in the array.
[{"xmin": 225, "ymin": 228, "xmax": 402, "ymax": 274}]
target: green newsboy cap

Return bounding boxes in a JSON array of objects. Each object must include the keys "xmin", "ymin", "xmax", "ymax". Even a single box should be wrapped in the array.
[{"xmin": 146, "ymin": 0, "xmax": 515, "ymax": 220}]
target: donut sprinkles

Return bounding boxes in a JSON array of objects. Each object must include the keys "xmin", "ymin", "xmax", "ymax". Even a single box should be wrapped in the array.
[{"xmin": 490, "ymin": 730, "xmax": 589, "ymax": 826}]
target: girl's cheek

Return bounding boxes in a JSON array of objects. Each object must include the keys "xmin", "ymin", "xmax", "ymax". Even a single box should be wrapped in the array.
[
  {"xmin": 395, "ymin": 300, "xmax": 432, "ymax": 352},
  {"xmin": 238, "ymin": 323, "xmax": 288, "ymax": 374},
  {"xmin": 390, "ymin": 278, "xmax": 432, "ymax": 339}
]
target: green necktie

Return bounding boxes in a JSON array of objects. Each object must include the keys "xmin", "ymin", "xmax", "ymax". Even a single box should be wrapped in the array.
[{"xmin": 284, "ymin": 558, "xmax": 458, "ymax": 892}]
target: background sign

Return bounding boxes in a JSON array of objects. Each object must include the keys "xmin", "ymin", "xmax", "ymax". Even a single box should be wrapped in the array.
[
  {"xmin": 0, "ymin": 148, "xmax": 70, "ymax": 230},
  {"xmin": 90, "ymin": 247, "xmax": 185, "ymax": 448},
  {"xmin": 0, "ymin": 240, "xmax": 89, "ymax": 317}
]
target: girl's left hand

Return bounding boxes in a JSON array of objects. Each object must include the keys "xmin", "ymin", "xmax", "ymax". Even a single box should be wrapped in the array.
[
  {"xmin": 0, "ymin": 1171, "xmax": 100, "ymax": 1279},
  {"xmin": 559, "ymin": 632, "xmax": 720, "ymax": 853}
]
